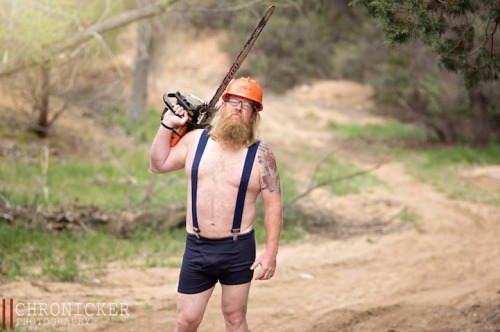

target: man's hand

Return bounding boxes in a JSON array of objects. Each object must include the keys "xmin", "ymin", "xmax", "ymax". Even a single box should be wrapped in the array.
[
  {"xmin": 163, "ymin": 104, "xmax": 188, "ymax": 128},
  {"xmin": 250, "ymin": 250, "xmax": 277, "ymax": 280}
]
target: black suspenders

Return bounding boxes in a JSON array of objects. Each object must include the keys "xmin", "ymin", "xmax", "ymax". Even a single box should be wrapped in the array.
[{"xmin": 190, "ymin": 130, "xmax": 261, "ymax": 240}]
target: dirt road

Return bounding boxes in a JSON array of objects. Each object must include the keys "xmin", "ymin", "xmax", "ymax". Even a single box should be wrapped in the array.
[{"xmin": 2, "ymin": 32, "xmax": 500, "ymax": 332}]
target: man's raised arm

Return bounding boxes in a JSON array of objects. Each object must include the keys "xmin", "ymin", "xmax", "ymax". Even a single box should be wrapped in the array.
[{"xmin": 149, "ymin": 105, "xmax": 189, "ymax": 173}]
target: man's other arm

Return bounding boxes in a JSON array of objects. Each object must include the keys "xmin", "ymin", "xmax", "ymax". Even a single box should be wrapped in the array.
[{"xmin": 251, "ymin": 142, "xmax": 283, "ymax": 280}]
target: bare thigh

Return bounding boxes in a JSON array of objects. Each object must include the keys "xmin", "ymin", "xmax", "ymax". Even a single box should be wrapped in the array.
[
  {"xmin": 221, "ymin": 282, "xmax": 252, "ymax": 314},
  {"xmin": 177, "ymin": 286, "xmax": 215, "ymax": 325}
]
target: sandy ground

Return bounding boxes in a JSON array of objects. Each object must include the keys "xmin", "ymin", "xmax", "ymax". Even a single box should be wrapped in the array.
[{"xmin": 1, "ymin": 30, "xmax": 500, "ymax": 332}]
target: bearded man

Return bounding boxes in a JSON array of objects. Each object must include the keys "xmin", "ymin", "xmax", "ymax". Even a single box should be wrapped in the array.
[{"xmin": 149, "ymin": 77, "xmax": 283, "ymax": 332}]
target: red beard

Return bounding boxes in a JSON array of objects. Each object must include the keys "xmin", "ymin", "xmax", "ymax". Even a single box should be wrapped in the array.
[{"xmin": 210, "ymin": 111, "xmax": 254, "ymax": 149}]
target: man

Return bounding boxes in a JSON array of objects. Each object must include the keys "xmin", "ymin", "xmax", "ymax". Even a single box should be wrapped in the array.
[{"xmin": 149, "ymin": 77, "xmax": 283, "ymax": 332}]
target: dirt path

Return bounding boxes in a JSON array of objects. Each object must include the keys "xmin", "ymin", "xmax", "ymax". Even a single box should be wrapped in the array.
[
  {"xmin": 4, "ymin": 79, "xmax": 499, "ymax": 332},
  {"xmin": 2, "ymin": 32, "xmax": 499, "ymax": 332}
]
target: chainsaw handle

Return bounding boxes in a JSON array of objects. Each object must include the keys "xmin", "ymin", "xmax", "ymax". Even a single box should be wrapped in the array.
[
  {"xmin": 163, "ymin": 93, "xmax": 176, "ymax": 112},
  {"xmin": 163, "ymin": 92, "xmax": 195, "ymax": 123},
  {"xmin": 164, "ymin": 92, "xmax": 193, "ymax": 111}
]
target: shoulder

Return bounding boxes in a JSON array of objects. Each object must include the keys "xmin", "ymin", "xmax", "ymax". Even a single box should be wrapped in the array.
[
  {"xmin": 180, "ymin": 128, "xmax": 204, "ymax": 148},
  {"xmin": 257, "ymin": 140, "xmax": 271, "ymax": 152},
  {"xmin": 257, "ymin": 141, "xmax": 276, "ymax": 160},
  {"xmin": 256, "ymin": 141, "xmax": 278, "ymax": 171},
  {"xmin": 186, "ymin": 128, "xmax": 205, "ymax": 140},
  {"xmin": 255, "ymin": 141, "xmax": 281, "ymax": 192}
]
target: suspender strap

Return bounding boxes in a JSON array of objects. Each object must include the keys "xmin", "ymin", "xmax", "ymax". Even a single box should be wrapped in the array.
[
  {"xmin": 191, "ymin": 130, "xmax": 261, "ymax": 240},
  {"xmin": 191, "ymin": 130, "xmax": 210, "ymax": 238},
  {"xmin": 231, "ymin": 141, "xmax": 261, "ymax": 240}
]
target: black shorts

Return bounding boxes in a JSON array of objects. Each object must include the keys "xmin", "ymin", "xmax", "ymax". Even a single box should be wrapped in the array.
[{"xmin": 178, "ymin": 230, "xmax": 256, "ymax": 294}]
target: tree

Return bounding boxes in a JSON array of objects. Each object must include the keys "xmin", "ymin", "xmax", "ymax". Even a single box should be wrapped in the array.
[
  {"xmin": 0, "ymin": 0, "xmax": 179, "ymax": 136},
  {"xmin": 351, "ymin": 0, "xmax": 500, "ymax": 145},
  {"xmin": 215, "ymin": 0, "xmax": 366, "ymax": 92},
  {"xmin": 128, "ymin": 11, "xmax": 154, "ymax": 123}
]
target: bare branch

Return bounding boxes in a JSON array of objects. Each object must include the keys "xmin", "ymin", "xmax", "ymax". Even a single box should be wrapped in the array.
[
  {"xmin": 0, "ymin": 193, "xmax": 10, "ymax": 208},
  {"xmin": 0, "ymin": 0, "xmax": 181, "ymax": 77},
  {"xmin": 285, "ymin": 150, "xmax": 386, "ymax": 208},
  {"xmin": 47, "ymin": 100, "xmax": 69, "ymax": 127},
  {"xmin": 90, "ymin": 31, "xmax": 125, "ymax": 77},
  {"xmin": 306, "ymin": 147, "xmax": 345, "ymax": 189},
  {"xmin": 184, "ymin": 0, "xmax": 265, "ymax": 13}
]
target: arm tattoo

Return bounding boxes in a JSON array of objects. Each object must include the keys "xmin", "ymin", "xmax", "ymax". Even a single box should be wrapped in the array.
[{"xmin": 257, "ymin": 143, "xmax": 281, "ymax": 194}]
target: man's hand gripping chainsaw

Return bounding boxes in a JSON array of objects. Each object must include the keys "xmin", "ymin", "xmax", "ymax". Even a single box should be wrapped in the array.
[
  {"xmin": 160, "ymin": 5, "xmax": 274, "ymax": 147},
  {"xmin": 161, "ymin": 92, "xmax": 215, "ymax": 147}
]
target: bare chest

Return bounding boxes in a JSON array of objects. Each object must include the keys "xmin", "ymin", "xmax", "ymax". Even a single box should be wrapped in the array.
[
  {"xmin": 185, "ymin": 138, "xmax": 261, "ymax": 194},
  {"xmin": 199, "ymin": 145, "xmax": 253, "ymax": 187}
]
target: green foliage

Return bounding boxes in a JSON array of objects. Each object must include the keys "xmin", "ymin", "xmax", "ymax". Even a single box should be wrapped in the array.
[
  {"xmin": 112, "ymin": 106, "xmax": 163, "ymax": 144},
  {"xmin": 256, "ymin": 14, "xmax": 335, "ymax": 92},
  {"xmin": 351, "ymin": 0, "xmax": 500, "ymax": 88},
  {"xmin": 184, "ymin": 0, "xmax": 365, "ymax": 92},
  {"xmin": 350, "ymin": 30, "xmax": 500, "ymax": 145}
]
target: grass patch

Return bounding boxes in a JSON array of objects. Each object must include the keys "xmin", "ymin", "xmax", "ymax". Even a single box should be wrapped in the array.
[
  {"xmin": 0, "ymin": 146, "xmax": 186, "ymax": 209},
  {"xmin": 399, "ymin": 208, "xmax": 421, "ymax": 230},
  {"xmin": 0, "ymin": 223, "xmax": 186, "ymax": 282},
  {"xmin": 331, "ymin": 122, "xmax": 429, "ymax": 140},
  {"xmin": 405, "ymin": 144, "xmax": 500, "ymax": 205},
  {"xmin": 417, "ymin": 144, "xmax": 500, "ymax": 166},
  {"xmin": 111, "ymin": 106, "xmax": 162, "ymax": 144},
  {"xmin": 0, "ymin": 107, "xmax": 187, "ymax": 210},
  {"xmin": 329, "ymin": 121, "xmax": 500, "ymax": 205},
  {"xmin": 313, "ymin": 157, "xmax": 385, "ymax": 196}
]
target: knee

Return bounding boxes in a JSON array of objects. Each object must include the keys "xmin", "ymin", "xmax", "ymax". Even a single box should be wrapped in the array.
[
  {"xmin": 222, "ymin": 305, "xmax": 247, "ymax": 328},
  {"xmin": 176, "ymin": 312, "xmax": 202, "ymax": 332}
]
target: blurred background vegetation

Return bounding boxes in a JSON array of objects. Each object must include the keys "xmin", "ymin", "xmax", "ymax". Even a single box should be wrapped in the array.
[{"xmin": 0, "ymin": 0, "xmax": 499, "ymax": 282}]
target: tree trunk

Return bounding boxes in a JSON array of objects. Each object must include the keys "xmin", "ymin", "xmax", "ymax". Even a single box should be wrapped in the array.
[
  {"xmin": 33, "ymin": 62, "xmax": 50, "ymax": 138},
  {"xmin": 469, "ymin": 87, "xmax": 490, "ymax": 146},
  {"xmin": 128, "ymin": 20, "xmax": 153, "ymax": 122}
]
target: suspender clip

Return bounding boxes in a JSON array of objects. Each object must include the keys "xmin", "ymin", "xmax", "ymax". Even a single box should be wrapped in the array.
[
  {"xmin": 231, "ymin": 228, "xmax": 241, "ymax": 241},
  {"xmin": 193, "ymin": 227, "xmax": 201, "ymax": 239}
]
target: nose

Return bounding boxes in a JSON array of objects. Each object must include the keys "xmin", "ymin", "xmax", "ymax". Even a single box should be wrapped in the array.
[{"xmin": 234, "ymin": 101, "xmax": 243, "ymax": 110}]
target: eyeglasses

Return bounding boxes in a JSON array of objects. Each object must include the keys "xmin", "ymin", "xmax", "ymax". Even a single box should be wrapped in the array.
[{"xmin": 226, "ymin": 97, "xmax": 254, "ymax": 111}]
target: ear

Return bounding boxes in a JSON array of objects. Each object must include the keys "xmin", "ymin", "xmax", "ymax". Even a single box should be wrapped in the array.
[{"xmin": 251, "ymin": 109, "xmax": 257, "ymax": 120}]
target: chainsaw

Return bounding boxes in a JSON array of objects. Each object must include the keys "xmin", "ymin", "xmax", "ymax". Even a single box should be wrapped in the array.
[{"xmin": 161, "ymin": 5, "xmax": 275, "ymax": 147}]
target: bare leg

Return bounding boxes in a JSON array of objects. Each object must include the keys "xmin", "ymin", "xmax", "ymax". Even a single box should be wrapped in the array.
[
  {"xmin": 220, "ymin": 282, "xmax": 252, "ymax": 332},
  {"xmin": 175, "ymin": 286, "xmax": 215, "ymax": 332}
]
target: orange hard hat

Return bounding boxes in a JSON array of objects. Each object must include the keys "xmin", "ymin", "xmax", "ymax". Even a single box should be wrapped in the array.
[{"xmin": 222, "ymin": 77, "xmax": 264, "ymax": 111}]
